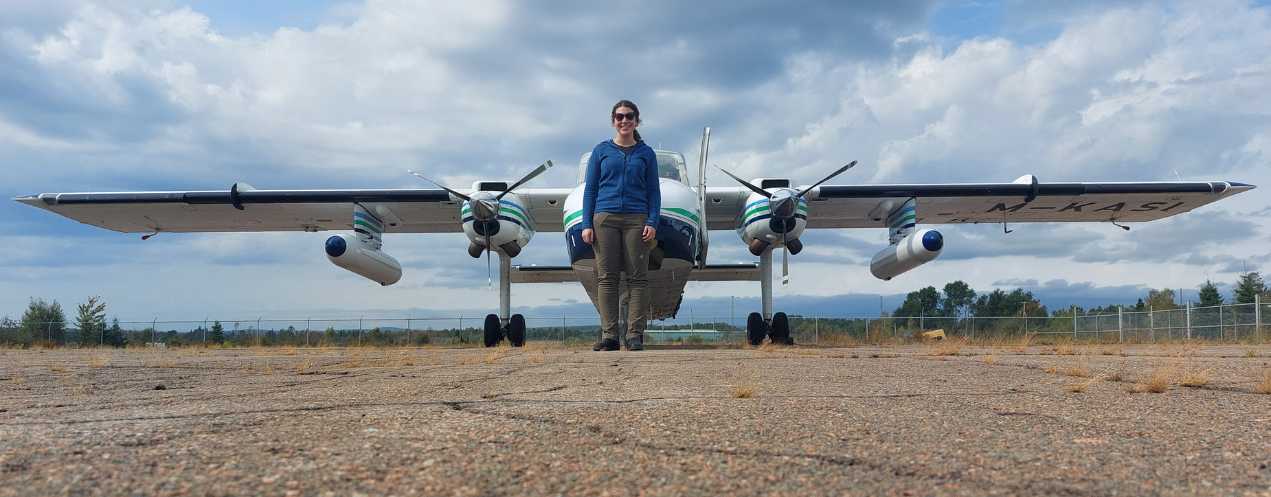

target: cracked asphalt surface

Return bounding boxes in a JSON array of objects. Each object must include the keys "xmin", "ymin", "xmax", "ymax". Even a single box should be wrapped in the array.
[{"xmin": 1, "ymin": 344, "xmax": 1269, "ymax": 496}]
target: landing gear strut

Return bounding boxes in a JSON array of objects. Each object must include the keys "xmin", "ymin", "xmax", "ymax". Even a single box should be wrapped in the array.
[
  {"xmin": 747, "ymin": 248, "xmax": 794, "ymax": 346},
  {"xmin": 483, "ymin": 252, "xmax": 526, "ymax": 348}
]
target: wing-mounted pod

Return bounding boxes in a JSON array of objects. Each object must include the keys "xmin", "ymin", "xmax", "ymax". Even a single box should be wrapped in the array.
[
  {"xmin": 325, "ymin": 204, "xmax": 403, "ymax": 286},
  {"xmin": 870, "ymin": 198, "xmax": 943, "ymax": 280}
]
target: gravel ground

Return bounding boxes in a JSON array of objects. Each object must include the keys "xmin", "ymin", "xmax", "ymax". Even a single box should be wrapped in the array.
[{"xmin": 1, "ymin": 344, "xmax": 1269, "ymax": 496}]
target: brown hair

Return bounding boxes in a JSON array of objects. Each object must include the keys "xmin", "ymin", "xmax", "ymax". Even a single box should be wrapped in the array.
[{"xmin": 611, "ymin": 99, "xmax": 643, "ymax": 142}]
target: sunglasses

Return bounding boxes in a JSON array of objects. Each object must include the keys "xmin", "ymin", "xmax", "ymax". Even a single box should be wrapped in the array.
[{"xmin": 612, "ymin": 112, "xmax": 636, "ymax": 122}]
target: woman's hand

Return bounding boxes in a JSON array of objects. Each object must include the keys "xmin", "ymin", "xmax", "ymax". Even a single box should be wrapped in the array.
[
  {"xmin": 642, "ymin": 225, "xmax": 656, "ymax": 242},
  {"xmin": 581, "ymin": 228, "xmax": 594, "ymax": 245}
]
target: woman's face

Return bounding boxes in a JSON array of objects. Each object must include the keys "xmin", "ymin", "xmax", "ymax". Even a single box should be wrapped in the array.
[{"xmin": 612, "ymin": 106, "xmax": 638, "ymax": 135}]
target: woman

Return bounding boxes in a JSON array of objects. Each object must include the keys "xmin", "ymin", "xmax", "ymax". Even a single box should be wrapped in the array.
[{"xmin": 581, "ymin": 99, "xmax": 661, "ymax": 351}]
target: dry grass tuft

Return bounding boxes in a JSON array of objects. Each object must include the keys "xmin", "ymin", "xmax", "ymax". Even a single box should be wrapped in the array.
[
  {"xmin": 1179, "ymin": 368, "xmax": 1211, "ymax": 388},
  {"xmin": 1067, "ymin": 377, "xmax": 1098, "ymax": 393},
  {"xmin": 1059, "ymin": 365, "xmax": 1092, "ymax": 378},
  {"xmin": 526, "ymin": 350, "xmax": 547, "ymax": 364},
  {"xmin": 483, "ymin": 347, "xmax": 510, "ymax": 365},
  {"xmin": 731, "ymin": 385, "xmax": 756, "ymax": 399},
  {"xmin": 982, "ymin": 355, "xmax": 997, "ymax": 365},
  {"xmin": 1245, "ymin": 349, "xmax": 1259, "ymax": 358},
  {"xmin": 49, "ymin": 365, "xmax": 67, "ymax": 373},
  {"xmin": 295, "ymin": 358, "xmax": 316, "ymax": 375},
  {"xmin": 930, "ymin": 338, "xmax": 966, "ymax": 356},
  {"xmin": 1043, "ymin": 366, "xmax": 1058, "ymax": 374},
  {"xmin": 1255, "ymin": 369, "xmax": 1271, "ymax": 395},
  {"xmin": 1054, "ymin": 344, "xmax": 1075, "ymax": 356},
  {"xmin": 88, "ymin": 354, "xmax": 110, "ymax": 368},
  {"xmin": 1129, "ymin": 366, "xmax": 1174, "ymax": 393}
]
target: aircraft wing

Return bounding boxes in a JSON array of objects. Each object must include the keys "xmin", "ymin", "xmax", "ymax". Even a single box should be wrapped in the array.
[
  {"xmin": 13, "ymin": 187, "xmax": 574, "ymax": 233},
  {"xmin": 703, "ymin": 181, "xmax": 1254, "ymax": 229}
]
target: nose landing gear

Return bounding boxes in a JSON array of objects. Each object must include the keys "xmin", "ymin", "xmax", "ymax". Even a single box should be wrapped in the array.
[{"xmin": 745, "ymin": 249, "xmax": 794, "ymax": 346}]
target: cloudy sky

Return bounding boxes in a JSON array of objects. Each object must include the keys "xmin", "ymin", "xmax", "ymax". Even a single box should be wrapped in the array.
[{"xmin": 3, "ymin": 0, "xmax": 1270, "ymax": 323}]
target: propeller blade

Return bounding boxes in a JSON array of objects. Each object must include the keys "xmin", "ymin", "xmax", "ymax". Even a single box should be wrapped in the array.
[
  {"xmin": 715, "ymin": 165, "xmax": 772, "ymax": 198},
  {"xmin": 408, "ymin": 170, "xmax": 472, "ymax": 202},
  {"xmin": 486, "ymin": 235, "xmax": 493, "ymax": 288},
  {"xmin": 782, "ymin": 232, "xmax": 790, "ymax": 286},
  {"xmin": 796, "ymin": 160, "xmax": 857, "ymax": 198},
  {"xmin": 496, "ymin": 160, "xmax": 553, "ymax": 200}
]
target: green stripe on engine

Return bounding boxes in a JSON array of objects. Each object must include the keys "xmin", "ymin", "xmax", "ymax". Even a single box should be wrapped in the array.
[
  {"xmin": 889, "ymin": 213, "xmax": 916, "ymax": 227},
  {"xmin": 743, "ymin": 205, "xmax": 770, "ymax": 219},
  {"xmin": 500, "ymin": 206, "xmax": 530, "ymax": 225},
  {"xmin": 354, "ymin": 220, "xmax": 382, "ymax": 233}
]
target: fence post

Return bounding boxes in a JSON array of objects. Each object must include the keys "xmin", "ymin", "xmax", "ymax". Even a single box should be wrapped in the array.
[
  {"xmin": 406, "ymin": 318, "xmax": 413, "ymax": 346},
  {"xmin": 1185, "ymin": 302, "xmax": 1192, "ymax": 340},
  {"xmin": 152, "ymin": 318, "xmax": 158, "ymax": 345},
  {"xmin": 305, "ymin": 318, "xmax": 311, "ymax": 347},
  {"xmin": 358, "ymin": 317, "xmax": 364, "ymax": 346},
  {"xmin": 1071, "ymin": 305, "xmax": 1077, "ymax": 341},
  {"xmin": 1148, "ymin": 305, "xmax": 1154, "ymax": 342},
  {"xmin": 1117, "ymin": 306, "xmax": 1123, "ymax": 343},
  {"xmin": 1257, "ymin": 294, "xmax": 1263, "ymax": 342},
  {"xmin": 814, "ymin": 315, "xmax": 819, "ymax": 345},
  {"xmin": 1218, "ymin": 304, "xmax": 1224, "ymax": 341}
]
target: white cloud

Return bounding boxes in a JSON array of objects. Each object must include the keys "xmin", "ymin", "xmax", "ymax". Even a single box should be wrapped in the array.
[{"xmin": 3, "ymin": 1, "xmax": 1270, "ymax": 319}]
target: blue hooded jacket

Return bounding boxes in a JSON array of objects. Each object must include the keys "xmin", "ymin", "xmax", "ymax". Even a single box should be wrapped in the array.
[{"xmin": 581, "ymin": 139, "xmax": 661, "ymax": 229}]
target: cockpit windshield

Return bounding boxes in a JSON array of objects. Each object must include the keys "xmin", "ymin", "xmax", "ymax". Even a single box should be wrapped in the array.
[{"xmin": 577, "ymin": 150, "xmax": 689, "ymax": 184}]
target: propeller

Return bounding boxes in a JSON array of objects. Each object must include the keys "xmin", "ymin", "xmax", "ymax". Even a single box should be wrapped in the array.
[
  {"xmin": 498, "ymin": 160, "xmax": 553, "ymax": 200},
  {"xmin": 715, "ymin": 160, "xmax": 858, "ymax": 285},
  {"xmin": 409, "ymin": 160, "xmax": 554, "ymax": 286}
]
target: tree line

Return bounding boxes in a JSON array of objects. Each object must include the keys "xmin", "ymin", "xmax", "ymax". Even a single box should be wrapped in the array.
[{"xmin": 891, "ymin": 271, "xmax": 1270, "ymax": 320}]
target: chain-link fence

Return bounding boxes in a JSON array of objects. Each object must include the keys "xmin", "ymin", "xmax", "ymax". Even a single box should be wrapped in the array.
[{"xmin": 2, "ymin": 300, "xmax": 1267, "ymax": 347}]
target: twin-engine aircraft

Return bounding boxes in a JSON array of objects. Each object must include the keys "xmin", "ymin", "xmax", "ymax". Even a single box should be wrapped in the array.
[{"xmin": 16, "ymin": 128, "xmax": 1254, "ymax": 347}]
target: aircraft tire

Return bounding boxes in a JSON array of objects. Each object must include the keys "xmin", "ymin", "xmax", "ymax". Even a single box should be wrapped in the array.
[
  {"xmin": 507, "ymin": 314, "xmax": 526, "ymax": 347},
  {"xmin": 770, "ymin": 312, "xmax": 793, "ymax": 345},
  {"xmin": 746, "ymin": 312, "xmax": 767, "ymax": 346},
  {"xmin": 483, "ymin": 314, "xmax": 503, "ymax": 347}
]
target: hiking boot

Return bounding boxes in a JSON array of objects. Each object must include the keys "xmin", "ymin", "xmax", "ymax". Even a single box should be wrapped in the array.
[
  {"xmin": 592, "ymin": 338, "xmax": 620, "ymax": 351},
  {"xmin": 625, "ymin": 336, "xmax": 644, "ymax": 351}
]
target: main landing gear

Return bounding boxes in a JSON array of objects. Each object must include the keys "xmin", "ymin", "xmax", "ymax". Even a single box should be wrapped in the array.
[
  {"xmin": 745, "ymin": 248, "xmax": 794, "ymax": 347},
  {"xmin": 483, "ymin": 313, "xmax": 526, "ymax": 347},
  {"xmin": 483, "ymin": 253, "xmax": 526, "ymax": 348}
]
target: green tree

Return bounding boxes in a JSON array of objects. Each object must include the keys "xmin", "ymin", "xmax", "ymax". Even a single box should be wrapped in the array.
[
  {"xmin": 103, "ymin": 318, "xmax": 126, "ymax": 347},
  {"xmin": 1233, "ymin": 272, "xmax": 1266, "ymax": 304},
  {"xmin": 940, "ymin": 281, "xmax": 976, "ymax": 318},
  {"xmin": 1145, "ymin": 288, "xmax": 1178, "ymax": 311},
  {"xmin": 208, "ymin": 321, "xmax": 225, "ymax": 344},
  {"xmin": 894, "ymin": 286, "xmax": 940, "ymax": 319},
  {"xmin": 74, "ymin": 296, "xmax": 108, "ymax": 346},
  {"xmin": 1198, "ymin": 280, "xmax": 1223, "ymax": 307},
  {"xmin": 20, "ymin": 298, "xmax": 65, "ymax": 345}
]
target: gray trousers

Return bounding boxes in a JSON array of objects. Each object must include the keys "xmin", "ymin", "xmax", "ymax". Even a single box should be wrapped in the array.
[{"xmin": 592, "ymin": 212, "xmax": 651, "ymax": 340}]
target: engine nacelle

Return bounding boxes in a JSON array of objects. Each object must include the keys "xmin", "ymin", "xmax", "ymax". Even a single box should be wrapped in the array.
[
  {"xmin": 325, "ymin": 234, "xmax": 402, "ymax": 286},
  {"xmin": 870, "ymin": 228, "xmax": 943, "ymax": 281}
]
